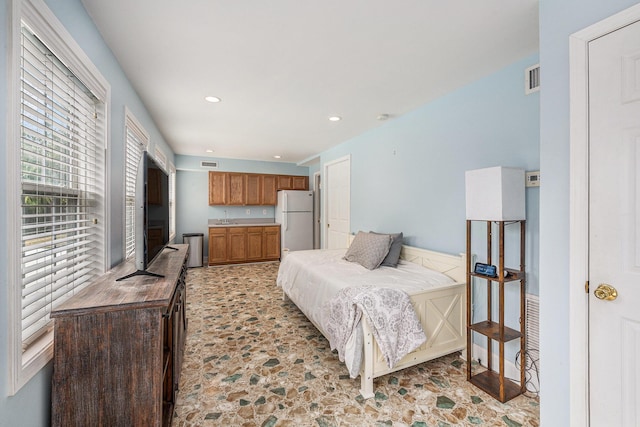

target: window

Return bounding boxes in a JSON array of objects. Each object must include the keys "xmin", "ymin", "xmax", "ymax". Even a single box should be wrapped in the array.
[
  {"xmin": 169, "ymin": 162, "xmax": 176, "ymax": 242},
  {"xmin": 8, "ymin": 0, "xmax": 110, "ymax": 394},
  {"xmin": 124, "ymin": 111, "xmax": 148, "ymax": 259}
]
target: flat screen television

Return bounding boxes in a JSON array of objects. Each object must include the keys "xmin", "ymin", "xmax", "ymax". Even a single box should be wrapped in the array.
[{"xmin": 118, "ymin": 151, "xmax": 173, "ymax": 281}]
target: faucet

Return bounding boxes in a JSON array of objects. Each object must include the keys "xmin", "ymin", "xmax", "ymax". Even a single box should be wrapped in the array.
[{"xmin": 223, "ymin": 209, "xmax": 228, "ymax": 224}]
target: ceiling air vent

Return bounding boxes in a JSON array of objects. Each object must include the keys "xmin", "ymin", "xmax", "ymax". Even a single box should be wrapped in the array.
[
  {"xmin": 525, "ymin": 64, "xmax": 540, "ymax": 95},
  {"xmin": 201, "ymin": 161, "xmax": 219, "ymax": 169}
]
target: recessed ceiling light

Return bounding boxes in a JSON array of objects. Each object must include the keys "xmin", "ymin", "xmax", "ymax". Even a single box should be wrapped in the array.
[
  {"xmin": 205, "ymin": 149, "xmax": 214, "ymax": 153},
  {"xmin": 273, "ymin": 155, "xmax": 281, "ymax": 159},
  {"xmin": 328, "ymin": 116, "xmax": 342, "ymax": 122},
  {"xmin": 205, "ymin": 96, "xmax": 221, "ymax": 103}
]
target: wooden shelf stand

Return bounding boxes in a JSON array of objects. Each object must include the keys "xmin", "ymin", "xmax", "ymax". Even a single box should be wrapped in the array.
[{"xmin": 465, "ymin": 220, "xmax": 526, "ymax": 403}]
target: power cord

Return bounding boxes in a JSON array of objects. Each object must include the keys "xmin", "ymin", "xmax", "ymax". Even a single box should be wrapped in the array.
[{"xmin": 515, "ymin": 349, "xmax": 540, "ymax": 398}]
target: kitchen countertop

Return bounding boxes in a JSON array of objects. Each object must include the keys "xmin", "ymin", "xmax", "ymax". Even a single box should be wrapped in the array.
[{"xmin": 208, "ymin": 218, "xmax": 280, "ymax": 228}]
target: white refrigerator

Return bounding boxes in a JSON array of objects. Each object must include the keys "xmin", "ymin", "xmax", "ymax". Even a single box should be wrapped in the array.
[{"xmin": 275, "ymin": 190, "xmax": 314, "ymax": 255}]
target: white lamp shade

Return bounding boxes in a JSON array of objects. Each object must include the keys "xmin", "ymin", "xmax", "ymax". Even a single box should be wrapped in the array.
[{"xmin": 465, "ymin": 167, "xmax": 525, "ymax": 221}]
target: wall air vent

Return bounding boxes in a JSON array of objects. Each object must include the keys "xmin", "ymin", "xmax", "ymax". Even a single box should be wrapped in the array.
[
  {"xmin": 524, "ymin": 293, "xmax": 540, "ymax": 394},
  {"xmin": 201, "ymin": 161, "xmax": 219, "ymax": 169},
  {"xmin": 525, "ymin": 293, "xmax": 539, "ymax": 354},
  {"xmin": 525, "ymin": 64, "xmax": 540, "ymax": 94}
]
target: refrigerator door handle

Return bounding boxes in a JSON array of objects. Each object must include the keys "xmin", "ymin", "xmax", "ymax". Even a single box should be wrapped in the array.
[{"xmin": 283, "ymin": 212, "xmax": 288, "ymax": 232}]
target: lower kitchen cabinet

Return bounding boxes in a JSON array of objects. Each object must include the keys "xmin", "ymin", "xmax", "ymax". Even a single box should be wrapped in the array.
[
  {"xmin": 208, "ymin": 225, "xmax": 280, "ymax": 265},
  {"xmin": 263, "ymin": 226, "xmax": 281, "ymax": 259},
  {"xmin": 208, "ymin": 228, "xmax": 227, "ymax": 264}
]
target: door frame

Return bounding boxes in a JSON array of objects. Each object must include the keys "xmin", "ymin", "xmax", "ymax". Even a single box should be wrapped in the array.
[
  {"xmin": 569, "ymin": 4, "xmax": 640, "ymax": 426},
  {"xmin": 322, "ymin": 155, "xmax": 351, "ymax": 249},
  {"xmin": 313, "ymin": 171, "xmax": 321, "ymax": 249}
]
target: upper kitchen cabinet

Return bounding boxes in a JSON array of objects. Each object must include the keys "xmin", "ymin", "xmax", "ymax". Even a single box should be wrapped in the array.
[
  {"xmin": 292, "ymin": 175, "xmax": 309, "ymax": 190},
  {"xmin": 227, "ymin": 173, "xmax": 246, "ymax": 205},
  {"xmin": 209, "ymin": 171, "xmax": 227, "ymax": 205},
  {"xmin": 261, "ymin": 175, "xmax": 277, "ymax": 205},
  {"xmin": 277, "ymin": 175, "xmax": 309, "ymax": 190},
  {"xmin": 209, "ymin": 172, "xmax": 309, "ymax": 206},
  {"xmin": 245, "ymin": 174, "xmax": 261, "ymax": 205}
]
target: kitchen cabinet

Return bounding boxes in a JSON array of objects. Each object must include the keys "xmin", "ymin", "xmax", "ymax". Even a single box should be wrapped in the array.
[
  {"xmin": 208, "ymin": 225, "xmax": 280, "ymax": 265},
  {"xmin": 277, "ymin": 175, "xmax": 293, "ymax": 190},
  {"xmin": 245, "ymin": 174, "xmax": 261, "ymax": 205},
  {"xmin": 208, "ymin": 227, "xmax": 227, "ymax": 264},
  {"xmin": 227, "ymin": 227, "xmax": 247, "ymax": 261},
  {"xmin": 51, "ymin": 246, "xmax": 189, "ymax": 427},
  {"xmin": 209, "ymin": 172, "xmax": 308, "ymax": 206},
  {"xmin": 208, "ymin": 172, "xmax": 227, "ymax": 205},
  {"xmin": 263, "ymin": 226, "xmax": 281, "ymax": 259},
  {"xmin": 261, "ymin": 175, "xmax": 278, "ymax": 205},
  {"xmin": 247, "ymin": 227, "xmax": 264, "ymax": 260},
  {"xmin": 292, "ymin": 175, "xmax": 309, "ymax": 190},
  {"xmin": 227, "ymin": 173, "xmax": 246, "ymax": 205},
  {"xmin": 277, "ymin": 175, "xmax": 309, "ymax": 191}
]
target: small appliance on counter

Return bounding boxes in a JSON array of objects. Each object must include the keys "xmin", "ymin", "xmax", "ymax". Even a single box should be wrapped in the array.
[{"xmin": 275, "ymin": 190, "xmax": 313, "ymax": 255}]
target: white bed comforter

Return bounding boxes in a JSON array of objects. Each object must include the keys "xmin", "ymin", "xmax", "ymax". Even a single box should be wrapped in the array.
[{"xmin": 276, "ymin": 249, "xmax": 456, "ymax": 377}]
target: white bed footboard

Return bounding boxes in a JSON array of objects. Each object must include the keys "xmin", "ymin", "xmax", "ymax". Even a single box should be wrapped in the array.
[
  {"xmin": 359, "ymin": 283, "xmax": 466, "ymax": 398},
  {"xmin": 346, "ymin": 239, "xmax": 468, "ymax": 398}
]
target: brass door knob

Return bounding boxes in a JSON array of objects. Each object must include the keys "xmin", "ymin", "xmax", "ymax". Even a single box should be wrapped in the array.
[{"xmin": 594, "ymin": 283, "xmax": 618, "ymax": 301}]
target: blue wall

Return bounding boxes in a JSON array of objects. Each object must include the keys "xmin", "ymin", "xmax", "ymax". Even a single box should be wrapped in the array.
[
  {"xmin": 175, "ymin": 155, "xmax": 309, "ymax": 257},
  {"xmin": 0, "ymin": 0, "xmax": 174, "ymax": 425},
  {"xmin": 538, "ymin": 0, "xmax": 640, "ymax": 425},
  {"xmin": 316, "ymin": 53, "xmax": 540, "ymax": 369},
  {"xmin": 320, "ymin": 54, "xmax": 540, "ymax": 281}
]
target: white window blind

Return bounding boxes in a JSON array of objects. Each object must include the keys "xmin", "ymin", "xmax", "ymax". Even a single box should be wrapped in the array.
[
  {"xmin": 124, "ymin": 113, "xmax": 148, "ymax": 259},
  {"xmin": 19, "ymin": 24, "xmax": 105, "ymax": 347},
  {"xmin": 169, "ymin": 162, "xmax": 176, "ymax": 241}
]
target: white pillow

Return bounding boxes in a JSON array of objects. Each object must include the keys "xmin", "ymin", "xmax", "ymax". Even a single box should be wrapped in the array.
[{"xmin": 343, "ymin": 231, "xmax": 392, "ymax": 270}]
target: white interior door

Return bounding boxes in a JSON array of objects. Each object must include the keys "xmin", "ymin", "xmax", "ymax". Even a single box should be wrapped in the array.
[
  {"xmin": 589, "ymin": 18, "xmax": 640, "ymax": 426},
  {"xmin": 324, "ymin": 155, "xmax": 350, "ymax": 249}
]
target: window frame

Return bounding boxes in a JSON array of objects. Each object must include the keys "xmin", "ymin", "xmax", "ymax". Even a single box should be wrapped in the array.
[
  {"xmin": 123, "ymin": 108, "xmax": 149, "ymax": 260},
  {"xmin": 169, "ymin": 162, "xmax": 176, "ymax": 242},
  {"xmin": 6, "ymin": 0, "xmax": 111, "ymax": 395}
]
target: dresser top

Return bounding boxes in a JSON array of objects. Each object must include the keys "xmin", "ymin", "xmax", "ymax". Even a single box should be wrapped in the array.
[{"xmin": 51, "ymin": 244, "xmax": 189, "ymax": 318}]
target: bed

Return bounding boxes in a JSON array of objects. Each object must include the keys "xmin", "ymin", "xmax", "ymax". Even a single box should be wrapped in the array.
[{"xmin": 276, "ymin": 237, "xmax": 467, "ymax": 398}]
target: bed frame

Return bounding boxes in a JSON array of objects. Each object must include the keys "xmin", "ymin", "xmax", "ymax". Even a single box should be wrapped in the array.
[
  {"xmin": 282, "ymin": 243, "xmax": 467, "ymax": 399},
  {"xmin": 359, "ymin": 245, "xmax": 467, "ymax": 398}
]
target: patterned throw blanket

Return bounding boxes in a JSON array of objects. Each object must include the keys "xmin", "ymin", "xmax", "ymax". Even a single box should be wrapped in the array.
[{"xmin": 321, "ymin": 286, "xmax": 427, "ymax": 378}]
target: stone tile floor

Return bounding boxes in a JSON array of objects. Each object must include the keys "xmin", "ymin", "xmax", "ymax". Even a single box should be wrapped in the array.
[{"xmin": 173, "ymin": 262, "xmax": 539, "ymax": 427}]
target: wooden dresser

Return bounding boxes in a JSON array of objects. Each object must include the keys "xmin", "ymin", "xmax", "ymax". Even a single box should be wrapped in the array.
[{"xmin": 50, "ymin": 245, "xmax": 189, "ymax": 427}]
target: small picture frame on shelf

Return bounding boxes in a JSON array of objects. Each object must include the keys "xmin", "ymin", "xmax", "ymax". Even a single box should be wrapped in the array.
[{"xmin": 474, "ymin": 262, "xmax": 497, "ymax": 277}]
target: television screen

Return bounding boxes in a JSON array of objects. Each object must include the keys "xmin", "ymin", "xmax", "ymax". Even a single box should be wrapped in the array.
[
  {"xmin": 118, "ymin": 152, "xmax": 170, "ymax": 281},
  {"xmin": 143, "ymin": 153, "xmax": 170, "ymax": 269}
]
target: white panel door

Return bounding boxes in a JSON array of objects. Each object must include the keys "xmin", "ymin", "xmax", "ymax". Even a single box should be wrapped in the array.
[
  {"xmin": 589, "ymin": 19, "xmax": 640, "ymax": 426},
  {"xmin": 324, "ymin": 155, "xmax": 350, "ymax": 249}
]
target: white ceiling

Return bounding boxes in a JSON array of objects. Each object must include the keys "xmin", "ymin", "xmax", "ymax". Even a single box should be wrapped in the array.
[{"xmin": 80, "ymin": 0, "xmax": 539, "ymax": 164}]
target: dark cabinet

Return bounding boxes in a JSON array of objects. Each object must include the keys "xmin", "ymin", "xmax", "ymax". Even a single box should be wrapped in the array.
[{"xmin": 51, "ymin": 245, "xmax": 190, "ymax": 427}]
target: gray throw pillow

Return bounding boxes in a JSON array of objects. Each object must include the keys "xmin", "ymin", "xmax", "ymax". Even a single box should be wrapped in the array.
[
  {"xmin": 343, "ymin": 231, "xmax": 392, "ymax": 270},
  {"xmin": 371, "ymin": 231, "xmax": 403, "ymax": 267}
]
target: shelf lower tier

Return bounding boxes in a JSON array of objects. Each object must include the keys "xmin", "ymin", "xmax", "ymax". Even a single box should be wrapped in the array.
[
  {"xmin": 469, "ymin": 370, "xmax": 523, "ymax": 403},
  {"xmin": 469, "ymin": 320, "xmax": 521, "ymax": 342}
]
